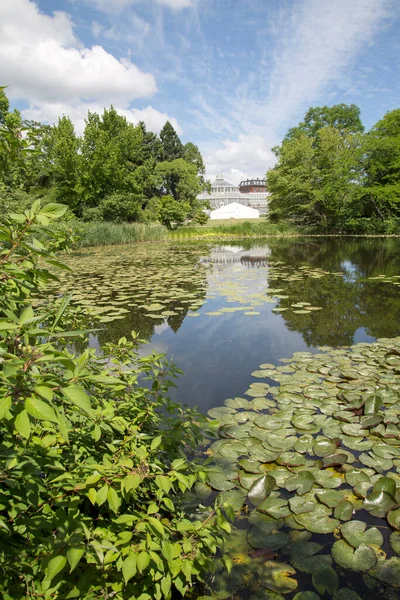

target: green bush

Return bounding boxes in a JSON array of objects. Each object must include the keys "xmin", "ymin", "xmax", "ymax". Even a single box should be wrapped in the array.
[{"xmin": 0, "ymin": 201, "xmax": 228, "ymax": 599}]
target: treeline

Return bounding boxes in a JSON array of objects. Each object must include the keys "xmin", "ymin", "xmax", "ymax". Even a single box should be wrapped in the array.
[
  {"xmin": 266, "ymin": 103, "xmax": 400, "ymax": 233},
  {"xmin": 0, "ymin": 87, "xmax": 209, "ymax": 227}
]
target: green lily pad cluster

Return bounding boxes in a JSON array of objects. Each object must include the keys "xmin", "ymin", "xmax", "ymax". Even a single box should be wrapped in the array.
[
  {"xmin": 368, "ymin": 274, "xmax": 400, "ymax": 286},
  {"xmin": 201, "ymin": 337, "xmax": 400, "ymax": 598},
  {"xmin": 42, "ymin": 244, "xmax": 210, "ymax": 324}
]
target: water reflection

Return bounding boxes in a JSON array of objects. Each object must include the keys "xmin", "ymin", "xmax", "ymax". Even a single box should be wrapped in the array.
[{"xmin": 72, "ymin": 238, "xmax": 400, "ymax": 412}]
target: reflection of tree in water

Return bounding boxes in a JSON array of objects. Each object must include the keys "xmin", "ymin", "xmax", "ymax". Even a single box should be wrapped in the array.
[
  {"xmin": 265, "ymin": 238, "xmax": 400, "ymax": 347},
  {"xmin": 267, "ymin": 237, "xmax": 400, "ymax": 277}
]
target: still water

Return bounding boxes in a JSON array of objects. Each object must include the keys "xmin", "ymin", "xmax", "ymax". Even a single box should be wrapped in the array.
[{"xmin": 61, "ymin": 237, "xmax": 400, "ymax": 413}]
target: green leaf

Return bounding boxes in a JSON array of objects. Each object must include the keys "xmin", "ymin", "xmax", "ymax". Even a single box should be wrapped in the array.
[
  {"xmin": 0, "ymin": 396, "xmax": 12, "ymax": 419},
  {"xmin": 150, "ymin": 435, "xmax": 162, "ymax": 451},
  {"xmin": 363, "ymin": 490, "xmax": 397, "ymax": 518},
  {"xmin": 124, "ymin": 473, "xmax": 141, "ymax": 493},
  {"xmin": 67, "ymin": 547, "xmax": 84, "ymax": 573},
  {"xmin": 25, "ymin": 397, "xmax": 58, "ymax": 423},
  {"xmin": 44, "ymin": 555, "xmax": 67, "ymax": 582},
  {"xmin": 285, "ymin": 471, "xmax": 315, "ymax": 495},
  {"xmin": 340, "ymin": 520, "xmax": 383, "ymax": 548},
  {"xmin": 40, "ymin": 202, "xmax": 68, "ymax": 219},
  {"xmin": 97, "ymin": 484, "xmax": 109, "ymax": 506},
  {"xmin": 161, "ymin": 541, "xmax": 174, "ymax": 563},
  {"xmin": 15, "ymin": 409, "xmax": 31, "ymax": 439},
  {"xmin": 62, "ymin": 386, "xmax": 92, "ymax": 414},
  {"xmin": 248, "ymin": 475, "xmax": 275, "ymax": 505},
  {"xmin": 388, "ymin": 507, "xmax": 400, "ymax": 530},
  {"xmin": 334, "ymin": 500, "xmax": 354, "ymax": 521},
  {"xmin": 312, "ymin": 565, "xmax": 339, "ymax": 595},
  {"xmin": 331, "ymin": 540, "xmax": 376, "ymax": 572},
  {"xmin": 369, "ymin": 557, "xmax": 400, "ymax": 585},
  {"xmin": 107, "ymin": 487, "xmax": 121, "ymax": 513},
  {"xmin": 88, "ymin": 488, "xmax": 97, "ymax": 505},
  {"xmin": 122, "ymin": 553, "xmax": 137, "ymax": 583},
  {"xmin": 137, "ymin": 551, "xmax": 150, "ymax": 572},
  {"xmin": 19, "ymin": 306, "xmax": 34, "ymax": 325}
]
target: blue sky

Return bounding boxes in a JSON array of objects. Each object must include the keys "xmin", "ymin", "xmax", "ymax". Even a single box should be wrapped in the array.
[{"xmin": 1, "ymin": 0, "xmax": 400, "ymax": 183}]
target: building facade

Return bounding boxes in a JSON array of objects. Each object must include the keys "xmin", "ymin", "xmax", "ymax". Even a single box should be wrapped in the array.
[{"xmin": 197, "ymin": 174, "xmax": 268, "ymax": 211}]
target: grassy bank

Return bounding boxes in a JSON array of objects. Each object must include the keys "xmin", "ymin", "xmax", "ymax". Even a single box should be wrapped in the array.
[
  {"xmin": 169, "ymin": 219, "xmax": 306, "ymax": 239},
  {"xmin": 78, "ymin": 221, "xmax": 168, "ymax": 246}
]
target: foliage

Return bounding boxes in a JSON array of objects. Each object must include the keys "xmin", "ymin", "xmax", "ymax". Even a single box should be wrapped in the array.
[
  {"xmin": 268, "ymin": 103, "xmax": 400, "ymax": 231},
  {"xmin": 98, "ymin": 192, "xmax": 143, "ymax": 223},
  {"xmin": 0, "ymin": 202, "xmax": 229, "ymax": 599},
  {"xmin": 362, "ymin": 108, "xmax": 400, "ymax": 219},
  {"xmin": 285, "ymin": 103, "xmax": 364, "ymax": 141},
  {"xmin": 157, "ymin": 195, "xmax": 191, "ymax": 228},
  {"xmin": 160, "ymin": 121, "xmax": 183, "ymax": 162},
  {"xmin": 78, "ymin": 220, "xmax": 168, "ymax": 246}
]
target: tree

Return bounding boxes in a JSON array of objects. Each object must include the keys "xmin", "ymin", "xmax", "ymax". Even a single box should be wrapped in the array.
[
  {"xmin": 160, "ymin": 121, "xmax": 183, "ymax": 162},
  {"xmin": 285, "ymin": 103, "xmax": 364, "ymax": 142},
  {"xmin": 49, "ymin": 116, "xmax": 81, "ymax": 213},
  {"xmin": 157, "ymin": 194, "xmax": 191, "ymax": 228},
  {"xmin": 155, "ymin": 158, "xmax": 201, "ymax": 204},
  {"xmin": 362, "ymin": 108, "xmax": 400, "ymax": 218},
  {"xmin": 138, "ymin": 121, "xmax": 162, "ymax": 163}
]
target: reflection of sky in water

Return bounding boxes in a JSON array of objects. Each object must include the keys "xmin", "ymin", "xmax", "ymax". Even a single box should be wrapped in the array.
[{"xmin": 89, "ymin": 239, "xmax": 400, "ymax": 413}]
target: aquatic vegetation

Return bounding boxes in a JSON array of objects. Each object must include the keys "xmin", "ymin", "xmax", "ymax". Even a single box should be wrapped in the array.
[{"xmin": 201, "ymin": 337, "xmax": 400, "ymax": 598}]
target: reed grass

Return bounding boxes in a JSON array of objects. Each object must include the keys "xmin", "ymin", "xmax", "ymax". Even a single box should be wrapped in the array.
[
  {"xmin": 169, "ymin": 220, "xmax": 305, "ymax": 239},
  {"xmin": 78, "ymin": 221, "xmax": 168, "ymax": 246}
]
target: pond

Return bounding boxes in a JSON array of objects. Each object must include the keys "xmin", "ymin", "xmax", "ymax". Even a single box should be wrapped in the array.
[
  {"xmin": 51, "ymin": 237, "xmax": 400, "ymax": 599},
  {"xmin": 54, "ymin": 237, "xmax": 400, "ymax": 413}
]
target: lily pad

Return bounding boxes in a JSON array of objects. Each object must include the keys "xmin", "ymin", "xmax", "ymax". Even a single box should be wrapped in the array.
[
  {"xmin": 388, "ymin": 507, "xmax": 400, "ymax": 530},
  {"xmin": 285, "ymin": 471, "xmax": 315, "ymax": 495},
  {"xmin": 331, "ymin": 540, "xmax": 376, "ymax": 572},
  {"xmin": 334, "ymin": 500, "xmax": 354, "ymax": 521},
  {"xmin": 312, "ymin": 565, "xmax": 339, "ymax": 595},
  {"xmin": 340, "ymin": 520, "xmax": 383, "ymax": 548},
  {"xmin": 363, "ymin": 490, "xmax": 397, "ymax": 518},
  {"xmin": 258, "ymin": 561, "xmax": 298, "ymax": 594},
  {"xmin": 291, "ymin": 542, "xmax": 332, "ymax": 574},
  {"xmin": 248, "ymin": 475, "xmax": 276, "ymax": 506},
  {"xmin": 369, "ymin": 557, "xmax": 400, "ymax": 586},
  {"xmin": 294, "ymin": 506, "xmax": 340, "ymax": 534}
]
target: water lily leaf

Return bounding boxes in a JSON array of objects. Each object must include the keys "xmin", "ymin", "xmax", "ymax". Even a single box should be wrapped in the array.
[
  {"xmin": 390, "ymin": 532, "xmax": 400, "ymax": 555},
  {"xmin": 239, "ymin": 471, "xmax": 263, "ymax": 490},
  {"xmin": 333, "ymin": 588, "xmax": 363, "ymax": 600},
  {"xmin": 344, "ymin": 469, "xmax": 370, "ymax": 487},
  {"xmin": 291, "ymin": 542, "xmax": 332, "ymax": 574},
  {"xmin": 294, "ymin": 435, "xmax": 315, "ymax": 454},
  {"xmin": 238, "ymin": 459, "xmax": 262, "ymax": 474},
  {"xmin": 364, "ymin": 394, "xmax": 383, "ymax": 415},
  {"xmin": 334, "ymin": 500, "xmax": 354, "ymax": 521},
  {"xmin": 340, "ymin": 520, "xmax": 383, "ymax": 548},
  {"xmin": 289, "ymin": 497, "xmax": 315, "ymax": 515},
  {"xmin": 312, "ymin": 565, "xmax": 339, "ymax": 595},
  {"xmin": 360, "ymin": 414, "xmax": 383, "ymax": 429},
  {"xmin": 194, "ymin": 482, "xmax": 212, "ymax": 501},
  {"xmin": 277, "ymin": 452, "xmax": 306, "ymax": 467},
  {"xmin": 254, "ymin": 415, "xmax": 284, "ymax": 430},
  {"xmin": 257, "ymin": 497, "xmax": 291, "ymax": 519},
  {"xmin": 313, "ymin": 439, "xmax": 339, "ymax": 457},
  {"xmin": 332, "ymin": 540, "xmax": 376, "ymax": 572},
  {"xmin": 207, "ymin": 471, "xmax": 237, "ymax": 491},
  {"xmin": 293, "ymin": 593, "xmax": 320, "ymax": 600},
  {"xmin": 363, "ymin": 490, "xmax": 397, "ymax": 518},
  {"xmin": 247, "ymin": 529, "xmax": 289, "ymax": 551},
  {"xmin": 248, "ymin": 475, "xmax": 276, "ymax": 505},
  {"xmin": 388, "ymin": 508, "xmax": 400, "ymax": 530},
  {"xmin": 354, "ymin": 480, "xmax": 372, "ymax": 499},
  {"xmin": 294, "ymin": 506, "xmax": 339, "ymax": 534},
  {"xmin": 285, "ymin": 471, "xmax": 315, "ymax": 495},
  {"xmin": 258, "ymin": 561, "xmax": 298, "ymax": 594},
  {"xmin": 322, "ymin": 453, "xmax": 348, "ymax": 468},
  {"xmin": 359, "ymin": 453, "xmax": 393, "ymax": 473},
  {"xmin": 340, "ymin": 424, "xmax": 364, "ymax": 437},
  {"xmin": 314, "ymin": 470, "xmax": 343, "ymax": 489},
  {"xmin": 372, "ymin": 476, "xmax": 397, "ymax": 497},
  {"xmin": 315, "ymin": 490, "xmax": 344, "ymax": 508},
  {"xmin": 369, "ymin": 557, "xmax": 400, "ymax": 586},
  {"xmin": 208, "ymin": 406, "xmax": 236, "ymax": 419},
  {"xmin": 219, "ymin": 489, "xmax": 247, "ymax": 512}
]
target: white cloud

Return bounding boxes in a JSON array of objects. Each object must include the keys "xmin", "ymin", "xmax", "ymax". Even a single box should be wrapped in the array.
[
  {"xmin": 22, "ymin": 101, "xmax": 181, "ymax": 137},
  {"xmin": 205, "ymin": 135, "xmax": 276, "ymax": 185},
  {"xmin": 201, "ymin": 0, "xmax": 391, "ymax": 181},
  {"xmin": 79, "ymin": 0, "xmax": 194, "ymax": 12},
  {"xmin": 0, "ymin": 0, "xmax": 156, "ymax": 103}
]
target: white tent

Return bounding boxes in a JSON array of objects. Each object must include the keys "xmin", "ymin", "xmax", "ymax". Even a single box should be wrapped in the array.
[{"xmin": 209, "ymin": 202, "xmax": 260, "ymax": 220}]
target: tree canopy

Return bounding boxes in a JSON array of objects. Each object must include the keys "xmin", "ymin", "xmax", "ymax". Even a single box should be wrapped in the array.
[
  {"xmin": 267, "ymin": 103, "xmax": 400, "ymax": 231},
  {"xmin": 0, "ymin": 89, "xmax": 209, "ymax": 226}
]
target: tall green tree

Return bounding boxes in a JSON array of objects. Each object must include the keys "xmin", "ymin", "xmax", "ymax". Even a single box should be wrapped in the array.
[
  {"xmin": 363, "ymin": 108, "xmax": 400, "ymax": 218},
  {"xmin": 285, "ymin": 103, "xmax": 364, "ymax": 142},
  {"xmin": 160, "ymin": 121, "xmax": 183, "ymax": 162},
  {"xmin": 49, "ymin": 116, "xmax": 81, "ymax": 213}
]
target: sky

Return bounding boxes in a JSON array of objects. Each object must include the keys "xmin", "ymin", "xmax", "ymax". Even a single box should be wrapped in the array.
[{"xmin": 1, "ymin": 0, "xmax": 400, "ymax": 184}]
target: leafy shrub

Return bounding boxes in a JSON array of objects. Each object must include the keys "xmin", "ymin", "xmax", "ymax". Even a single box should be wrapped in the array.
[{"xmin": 0, "ymin": 201, "xmax": 228, "ymax": 599}]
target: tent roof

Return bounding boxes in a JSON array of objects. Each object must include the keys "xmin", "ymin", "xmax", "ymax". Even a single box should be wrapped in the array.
[{"xmin": 210, "ymin": 202, "xmax": 260, "ymax": 219}]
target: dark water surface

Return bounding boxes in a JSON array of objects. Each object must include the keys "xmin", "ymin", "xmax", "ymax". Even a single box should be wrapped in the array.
[{"xmin": 77, "ymin": 237, "xmax": 400, "ymax": 412}]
